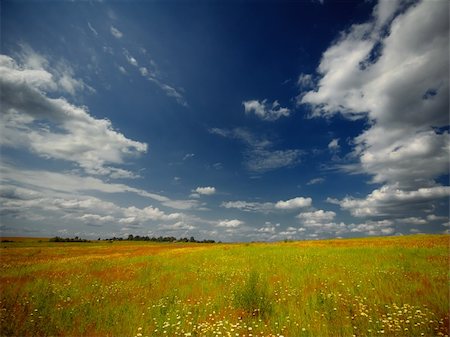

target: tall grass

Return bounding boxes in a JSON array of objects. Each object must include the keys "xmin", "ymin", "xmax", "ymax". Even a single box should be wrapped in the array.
[
  {"xmin": 0, "ymin": 235, "xmax": 448, "ymax": 336},
  {"xmin": 233, "ymin": 270, "xmax": 272, "ymax": 318}
]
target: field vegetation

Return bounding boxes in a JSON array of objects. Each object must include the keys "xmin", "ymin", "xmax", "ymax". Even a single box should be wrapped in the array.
[{"xmin": 0, "ymin": 235, "xmax": 448, "ymax": 337}]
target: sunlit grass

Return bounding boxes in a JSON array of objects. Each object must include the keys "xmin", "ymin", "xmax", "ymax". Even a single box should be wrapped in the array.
[{"xmin": 0, "ymin": 235, "xmax": 448, "ymax": 336}]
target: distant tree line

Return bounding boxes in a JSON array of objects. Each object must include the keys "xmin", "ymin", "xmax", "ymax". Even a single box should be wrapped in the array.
[
  {"xmin": 49, "ymin": 236, "xmax": 90, "ymax": 242},
  {"xmin": 105, "ymin": 235, "xmax": 216, "ymax": 243},
  {"xmin": 49, "ymin": 235, "xmax": 216, "ymax": 243}
]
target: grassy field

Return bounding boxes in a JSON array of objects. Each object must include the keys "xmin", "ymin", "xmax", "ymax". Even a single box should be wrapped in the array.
[{"xmin": 0, "ymin": 235, "xmax": 448, "ymax": 337}]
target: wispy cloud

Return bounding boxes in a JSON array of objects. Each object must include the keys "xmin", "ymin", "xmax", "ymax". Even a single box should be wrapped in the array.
[
  {"xmin": 87, "ymin": 22, "xmax": 98, "ymax": 36},
  {"xmin": 0, "ymin": 163, "xmax": 200, "ymax": 211},
  {"xmin": 0, "ymin": 182, "xmax": 183, "ymax": 230},
  {"xmin": 221, "ymin": 200, "xmax": 274, "ymax": 213},
  {"xmin": 118, "ymin": 65, "xmax": 127, "ymax": 74},
  {"xmin": 183, "ymin": 153, "xmax": 195, "ymax": 160},
  {"xmin": 297, "ymin": 73, "xmax": 314, "ymax": 89},
  {"xmin": 222, "ymin": 196, "xmax": 311, "ymax": 213},
  {"xmin": 209, "ymin": 127, "xmax": 303, "ymax": 173},
  {"xmin": 110, "ymin": 26, "xmax": 123, "ymax": 39},
  {"xmin": 121, "ymin": 48, "xmax": 187, "ymax": 106},
  {"xmin": 123, "ymin": 49, "xmax": 138, "ymax": 67},
  {"xmin": 245, "ymin": 149, "xmax": 302, "ymax": 173},
  {"xmin": 306, "ymin": 177, "xmax": 325, "ymax": 185},
  {"xmin": 243, "ymin": 99, "xmax": 291, "ymax": 121}
]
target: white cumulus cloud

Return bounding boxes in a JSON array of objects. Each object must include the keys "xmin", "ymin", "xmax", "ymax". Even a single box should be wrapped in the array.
[
  {"xmin": 275, "ymin": 197, "xmax": 312, "ymax": 209},
  {"xmin": 194, "ymin": 186, "xmax": 216, "ymax": 195},
  {"xmin": 217, "ymin": 219, "xmax": 244, "ymax": 228},
  {"xmin": 332, "ymin": 185, "xmax": 450, "ymax": 218},
  {"xmin": 328, "ymin": 138, "xmax": 340, "ymax": 152},
  {"xmin": 0, "ymin": 51, "xmax": 147, "ymax": 179},
  {"xmin": 299, "ymin": 0, "xmax": 449, "ymax": 223},
  {"xmin": 297, "ymin": 210, "xmax": 336, "ymax": 225}
]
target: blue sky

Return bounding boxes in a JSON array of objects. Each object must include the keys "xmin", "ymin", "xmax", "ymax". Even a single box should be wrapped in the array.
[{"xmin": 1, "ymin": 0, "xmax": 449, "ymax": 241}]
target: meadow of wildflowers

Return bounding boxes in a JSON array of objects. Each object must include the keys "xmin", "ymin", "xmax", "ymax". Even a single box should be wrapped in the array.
[{"xmin": 0, "ymin": 235, "xmax": 448, "ymax": 337}]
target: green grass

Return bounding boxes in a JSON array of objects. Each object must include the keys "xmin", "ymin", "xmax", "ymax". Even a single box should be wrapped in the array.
[
  {"xmin": 233, "ymin": 270, "xmax": 272, "ymax": 318},
  {"xmin": 0, "ymin": 235, "xmax": 448, "ymax": 336}
]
